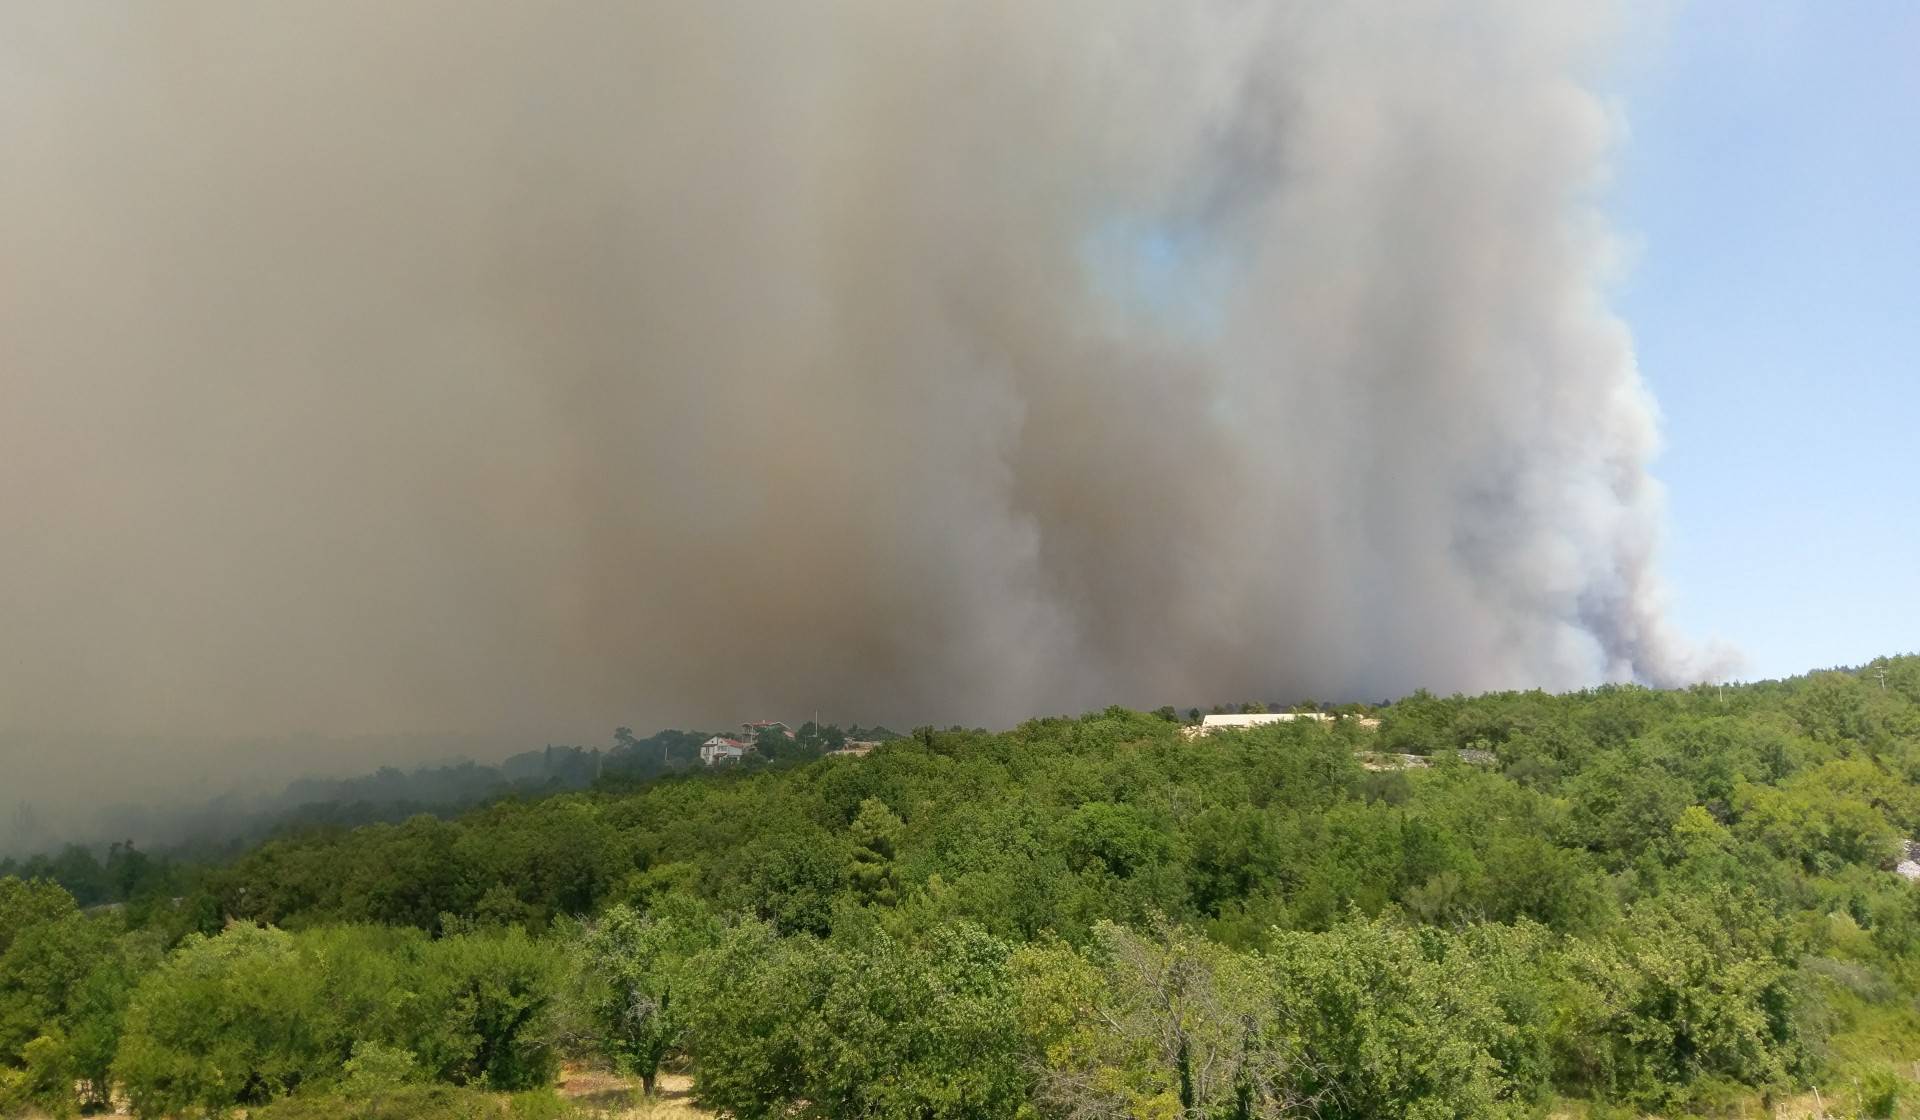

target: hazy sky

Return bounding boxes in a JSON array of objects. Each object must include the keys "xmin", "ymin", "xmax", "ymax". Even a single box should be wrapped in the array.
[
  {"xmin": 1608, "ymin": 0, "xmax": 1919, "ymax": 679},
  {"xmin": 1, "ymin": 2, "xmax": 1910, "ymax": 839}
]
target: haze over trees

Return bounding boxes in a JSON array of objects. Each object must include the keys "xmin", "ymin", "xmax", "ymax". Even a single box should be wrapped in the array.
[
  {"xmin": 2, "ymin": 2, "xmax": 1709, "ymax": 813},
  {"xmin": 0, "ymin": 723, "xmax": 902, "ymax": 870},
  {"xmin": 3, "ymin": 656, "xmax": 1920, "ymax": 1117}
]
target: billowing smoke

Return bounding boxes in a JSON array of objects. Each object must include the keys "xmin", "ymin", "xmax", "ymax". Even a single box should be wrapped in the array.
[{"xmin": 0, "ymin": 2, "xmax": 1709, "ymax": 805}]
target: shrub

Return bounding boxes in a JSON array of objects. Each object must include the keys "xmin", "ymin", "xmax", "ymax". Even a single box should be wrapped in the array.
[
  {"xmin": 417, "ymin": 927, "xmax": 563, "ymax": 1091},
  {"xmin": 0, "ymin": 1033, "xmax": 76, "ymax": 1118},
  {"xmin": 567, "ymin": 901, "xmax": 715, "ymax": 1094},
  {"xmin": 682, "ymin": 920, "xmax": 1028, "ymax": 1119},
  {"xmin": 1859, "ymin": 1065, "xmax": 1904, "ymax": 1120},
  {"xmin": 1267, "ymin": 919, "xmax": 1517, "ymax": 1120},
  {"xmin": 113, "ymin": 924, "xmax": 333, "ymax": 1118}
]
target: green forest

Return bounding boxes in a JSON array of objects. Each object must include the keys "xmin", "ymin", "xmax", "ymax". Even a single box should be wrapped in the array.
[{"xmin": 6, "ymin": 657, "xmax": 1920, "ymax": 1119}]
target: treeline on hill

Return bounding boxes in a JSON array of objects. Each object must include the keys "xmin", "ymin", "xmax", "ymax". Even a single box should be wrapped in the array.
[
  {"xmin": 5, "ymin": 659, "xmax": 1920, "ymax": 1118},
  {"xmin": 0, "ymin": 723, "xmax": 903, "ymax": 901}
]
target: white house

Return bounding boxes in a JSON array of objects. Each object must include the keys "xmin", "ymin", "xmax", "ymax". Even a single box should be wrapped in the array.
[
  {"xmin": 1182, "ymin": 712, "xmax": 1380, "ymax": 739},
  {"xmin": 700, "ymin": 736, "xmax": 750, "ymax": 765},
  {"xmin": 1204, "ymin": 712, "xmax": 1332, "ymax": 730}
]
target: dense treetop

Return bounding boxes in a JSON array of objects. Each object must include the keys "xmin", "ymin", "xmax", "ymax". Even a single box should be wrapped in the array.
[{"xmin": 4, "ymin": 656, "xmax": 1920, "ymax": 1117}]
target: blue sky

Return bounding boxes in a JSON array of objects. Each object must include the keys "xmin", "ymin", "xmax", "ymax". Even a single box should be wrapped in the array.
[{"xmin": 1607, "ymin": 0, "xmax": 1920, "ymax": 680}]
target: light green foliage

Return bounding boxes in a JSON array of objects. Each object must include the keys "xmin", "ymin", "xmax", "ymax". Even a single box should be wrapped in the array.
[
  {"xmin": 110, "ymin": 921, "xmax": 562, "ymax": 1117},
  {"xmin": 416, "ymin": 926, "xmax": 563, "ymax": 1091},
  {"xmin": 0, "ymin": 878, "xmax": 138, "ymax": 1114},
  {"xmin": 0, "ymin": 879, "xmax": 78, "ymax": 958},
  {"xmin": 1445, "ymin": 920, "xmax": 1561, "ymax": 1104},
  {"xmin": 805, "ymin": 923, "xmax": 1027, "ymax": 1118},
  {"xmin": 682, "ymin": 921, "xmax": 1027, "ymax": 1119},
  {"xmin": 325, "ymin": 1040, "xmax": 431, "ymax": 1120},
  {"xmin": 1553, "ymin": 890, "xmax": 1805, "ymax": 1108},
  {"xmin": 1019, "ymin": 918, "xmax": 1549, "ymax": 1120},
  {"xmin": 570, "ymin": 900, "xmax": 714, "ymax": 1093},
  {"xmin": 63, "ymin": 961, "xmax": 133, "ymax": 1109},
  {"xmin": 1267, "ymin": 919, "xmax": 1518, "ymax": 1120},
  {"xmin": 0, "ymin": 1032, "xmax": 75, "ymax": 1118},
  {"xmin": 1008, "ymin": 935, "xmax": 1103, "ymax": 1072},
  {"xmin": 1733, "ymin": 759, "xmax": 1909, "ymax": 873},
  {"xmin": 677, "ymin": 922, "xmax": 816, "ymax": 1117},
  {"xmin": 113, "ymin": 922, "xmax": 331, "ymax": 1118},
  {"xmin": 343, "ymin": 1040, "xmax": 423, "ymax": 1095},
  {"xmin": 1858, "ymin": 1064, "xmax": 1905, "ymax": 1119},
  {"xmin": 6, "ymin": 655, "xmax": 1920, "ymax": 1115},
  {"xmin": 1022, "ymin": 920, "xmax": 1294, "ymax": 1119},
  {"xmin": 0, "ymin": 910, "xmax": 111, "ymax": 1069}
]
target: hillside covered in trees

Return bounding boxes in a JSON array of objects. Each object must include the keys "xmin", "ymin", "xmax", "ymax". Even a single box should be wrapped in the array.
[
  {"xmin": 5, "ymin": 657, "xmax": 1920, "ymax": 1118},
  {"xmin": 0, "ymin": 723, "xmax": 905, "ymax": 876}
]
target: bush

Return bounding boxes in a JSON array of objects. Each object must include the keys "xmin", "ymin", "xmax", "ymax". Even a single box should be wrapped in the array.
[
  {"xmin": 679, "ymin": 924, "xmax": 824, "ymax": 1118},
  {"xmin": 1552, "ymin": 891, "xmax": 1808, "ymax": 1107},
  {"xmin": 0, "ymin": 1033, "xmax": 76, "ymax": 1118},
  {"xmin": 343, "ymin": 1040, "xmax": 423, "ymax": 1096},
  {"xmin": 681, "ymin": 920, "xmax": 1028, "ymax": 1119},
  {"xmin": 1021, "ymin": 920, "xmax": 1294, "ymax": 1119},
  {"xmin": 416, "ymin": 928, "xmax": 563, "ymax": 1091},
  {"xmin": 114, "ymin": 924, "xmax": 334, "ymax": 1118},
  {"xmin": 111, "ymin": 922, "xmax": 563, "ymax": 1117},
  {"xmin": 567, "ymin": 901, "xmax": 715, "ymax": 1094},
  {"xmin": 1858, "ymin": 1065, "xmax": 1904, "ymax": 1120},
  {"xmin": 1267, "ymin": 919, "xmax": 1518, "ymax": 1120}
]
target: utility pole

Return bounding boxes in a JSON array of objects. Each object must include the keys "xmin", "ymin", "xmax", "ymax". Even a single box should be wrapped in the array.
[{"xmin": 1872, "ymin": 665, "xmax": 1890, "ymax": 691}]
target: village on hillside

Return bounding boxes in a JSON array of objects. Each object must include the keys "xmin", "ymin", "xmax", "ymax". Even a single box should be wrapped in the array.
[
  {"xmin": 699, "ymin": 720, "xmax": 889, "ymax": 765},
  {"xmin": 692, "ymin": 709, "xmax": 1506, "ymax": 772}
]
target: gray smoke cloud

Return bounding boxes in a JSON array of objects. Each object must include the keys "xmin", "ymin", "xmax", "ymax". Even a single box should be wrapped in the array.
[{"xmin": 0, "ymin": 1, "xmax": 1716, "ymax": 817}]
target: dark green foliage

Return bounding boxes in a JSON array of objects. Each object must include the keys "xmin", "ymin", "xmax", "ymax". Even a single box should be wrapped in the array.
[
  {"xmin": 743, "ymin": 831, "xmax": 847, "ymax": 936},
  {"xmin": 847, "ymin": 798, "xmax": 904, "ymax": 907},
  {"xmin": 1185, "ymin": 804, "xmax": 1286, "ymax": 917}
]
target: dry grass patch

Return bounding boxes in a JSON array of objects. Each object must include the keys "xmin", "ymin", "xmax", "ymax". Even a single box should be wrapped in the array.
[{"xmin": 557, "ymin": 1067, "xmax": 711, "ymax": 1119}]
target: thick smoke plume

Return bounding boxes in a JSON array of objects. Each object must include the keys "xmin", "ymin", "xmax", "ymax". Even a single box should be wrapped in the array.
[{"xmin": 1, "ymin": 2, "xmax": 1707, "ymax": 809}]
